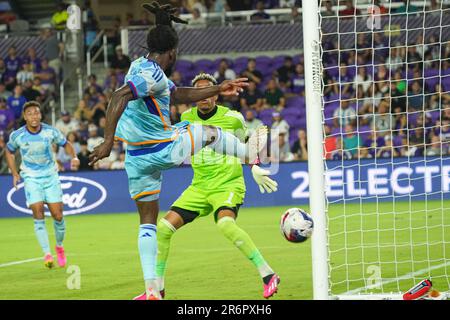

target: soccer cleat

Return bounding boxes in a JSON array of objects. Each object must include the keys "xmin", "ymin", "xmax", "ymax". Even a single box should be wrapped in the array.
[
  {"xmin": 133, "ymin": 292, "xmax": 147, "ymax": 300},
  {"xmin": 403, "ymin": 279, "xmax": 432, "ymax": 300},
  {"xmin": 263, "ymin": 274, "xmax": 280, "ymax": 299},
  {"xmin": 133, "ymin": 289, "xmax": 162, "ymax": 300},
  {"xmin": 55, "ymin": 245, "xmax": 67, "ymax": 267},
  {"xmin": 246, "ymin": 126, "xmax": 268, "ymax": 163},
  {"xmin": 44, "ymin": 253, "xmax": 54, "ymax": 269},
  {"xmin": 160, "ymin": 289, "xmax": 165, "ymax": 299}
]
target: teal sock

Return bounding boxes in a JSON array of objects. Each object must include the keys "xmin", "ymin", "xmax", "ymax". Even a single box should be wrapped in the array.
[
  {"xmin": 34, "ymin": 219, "xmax": 51, "ymax": 255},
  {"xmin": 138, "ymin": 224, "xmax": 158, "ymax": 281},
  {"xmin": 53, "ymin": 219, "xmax": 65, "ymax": 247}
]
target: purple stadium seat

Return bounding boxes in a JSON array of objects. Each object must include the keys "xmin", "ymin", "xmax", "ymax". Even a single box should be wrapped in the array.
[
  {"xmin": 428, "ymin": 110, "xmax": 441, "ymax": 124},
  {"xmin": 425, "ymin": 78, "xmax": 440, "ymax": 91},
  {"xmin": 408, "ymin": 112, "xmax": 419, "ymax": 125},
  {"xmin": 273, "ymin": 55, "xmax": 287, "ymax": 69},
  {"xmin": 323, "ymin": 101, "xmax": 340, "ymax": 119},
  {"xmin": 175, "ymin": 60, "xmax": 193, "ymax": 71},
  {"xmin": 234, "ymin": 56, "xmax": 248, "ymax": 66},
  {"xmin": 292, "ymin": 55, "xmax": 302, "ymax": 65},
  {"xmin": 286, "ymin": 96, "xmax": 305, "ymax": 109},
  {"xmin": 281, "ymin": 106, "xmax": 302, "ymax": 118},
  {"xmin": 424, "ymin": 69, "xmax": 439, "ymax": 78},
  {"xmin": 325, "ymin": 66, "xmax": 339, "ymax": 79},
  {"xmin": 442, "ymin": 75, "xmax": 450, "ymax": 92},
  {"xmin": 194, "ymin": 59, "xmax": 214, "ymax": 71},
  {"xmin": 393, "ymin": 135, "xmax": 403, "ymax": 147},
  {"xmin": 331, "ymin": 127, "xmax": 343, "ymax": 135},
  {"xmin": 283, "ymin": 114, "xmax": 299, "ymax": 128},
  {"xmin": 324, "ymin": 93, "xmax": 340, "ymax": 102},
  {"xmin": 255, "ymin": 56, "xmax": 273, "ymax": 70}
]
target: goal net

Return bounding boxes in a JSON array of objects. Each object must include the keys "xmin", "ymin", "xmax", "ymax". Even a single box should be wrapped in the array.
[{"xmin": 308, "ymin": 0, "xmax": 450, "ymax": 299}]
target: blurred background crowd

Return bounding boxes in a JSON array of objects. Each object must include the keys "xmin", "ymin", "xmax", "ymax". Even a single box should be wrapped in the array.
[{"xmin": 0, "ymin": 0, "xmax": 449, "ymax": 174}]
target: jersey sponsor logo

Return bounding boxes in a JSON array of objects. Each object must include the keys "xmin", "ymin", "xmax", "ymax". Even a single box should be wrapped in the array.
[{"xmin": 7, "ymin": 176, "xmax": 107, "ymax": 216}]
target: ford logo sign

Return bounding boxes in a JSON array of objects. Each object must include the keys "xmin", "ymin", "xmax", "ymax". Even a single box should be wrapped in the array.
[{"xmin": 7, "ymin": 176, "xmax": 107, "ymax": 216}]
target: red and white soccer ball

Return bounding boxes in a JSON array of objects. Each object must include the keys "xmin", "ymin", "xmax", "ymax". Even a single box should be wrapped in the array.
[{"xmin": 280, "ymin": 208, "xmax": 314, "ymax": 243}]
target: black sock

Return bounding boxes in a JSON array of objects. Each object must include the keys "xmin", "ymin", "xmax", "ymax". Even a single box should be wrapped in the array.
[{"xmin": 263, "ymin": 274, "xmax": 275, "ymax": 285}]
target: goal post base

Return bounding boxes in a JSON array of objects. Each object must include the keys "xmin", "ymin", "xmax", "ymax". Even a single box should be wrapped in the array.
[{"xmin": 332, "ymin": 291, "xmax": 450, "ymax": 300}]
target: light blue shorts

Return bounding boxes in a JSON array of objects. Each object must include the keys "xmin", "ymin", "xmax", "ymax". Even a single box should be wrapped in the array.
[
  {"xmin": 125, "ymin": 122, "xmax": 205, "ymax": 202},
  {"xmin": 23, "ymin": 174, "xmax": 63, "ymax": 206}
]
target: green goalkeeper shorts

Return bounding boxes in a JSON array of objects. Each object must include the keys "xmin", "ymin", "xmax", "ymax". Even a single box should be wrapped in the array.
[{"xmin": 170, "ymin": 185, "xmax": 244, "ymax": 223}]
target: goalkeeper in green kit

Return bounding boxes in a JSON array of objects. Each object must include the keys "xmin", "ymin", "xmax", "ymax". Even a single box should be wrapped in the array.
[{"xmin": 156, "ymin": 73, "xmax": 280, "ymax": 299}]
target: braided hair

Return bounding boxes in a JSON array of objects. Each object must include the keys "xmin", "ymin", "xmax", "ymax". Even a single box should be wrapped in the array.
[{"xmin": 142, "ymin": 1, "xmax": 187, "ymax": 54}]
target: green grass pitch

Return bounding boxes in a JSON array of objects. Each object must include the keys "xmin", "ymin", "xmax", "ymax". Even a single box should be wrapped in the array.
[{"xmin": 0, "ymin": 201, "xmax": 448, "ymax": 300}]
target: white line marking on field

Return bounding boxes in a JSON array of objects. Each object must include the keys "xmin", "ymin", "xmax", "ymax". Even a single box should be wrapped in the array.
[
  {"xmin": 342, "ymin": 261, "xmax": 450, "ymax": 295},
  {"xmin": 0, "ymin": 257, "xmax": 42, "ymax": 268}
]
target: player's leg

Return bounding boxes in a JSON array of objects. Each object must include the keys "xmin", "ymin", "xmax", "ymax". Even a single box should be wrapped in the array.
[
  {"xmin": 125, "ymin": 151, "xmax": 164, "ymax": 300},
  {"xmin": 156, "ymin": 187, "xmax": 208, "ymax": 297},
  {"xmin": 47, "ymin": 203, "xmax": 66, "ymax": 267},
  {"xmin": 45, "ymin": 174, "xmax": 66, "ymax": 267},
  {"xmin": 212, "ymin": 193, "xmax": 280, "ymax": 298},
  {"xmin": 187, "ymin": 124, "xmax": 267, "ymax": 164},
  {"xmin": 25, "ymin": 177, "xmax": 53, "ymax": 268},
  {"xmin": 30, "ymin": 202, "xmax": 54, "ymax": 268},
  {"xmin": 132, "ymin": 199, "xmax": 164, "ymax": 300},
  {"xmin": 155, "ymin": 210, "xmax": 184, "ymax": 298}
]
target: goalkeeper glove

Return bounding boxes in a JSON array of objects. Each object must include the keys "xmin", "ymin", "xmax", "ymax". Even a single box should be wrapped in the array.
[{"xmin": 252, "ymin": 165, "xmax": 278, "ymax": 194}]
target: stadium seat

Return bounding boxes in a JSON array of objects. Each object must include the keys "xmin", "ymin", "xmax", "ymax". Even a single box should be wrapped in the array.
[
  {"xmin": 9, "ymin": 19, "xmax": 30, "ymax": 32},
  {"xmin": 286, "ymin": 96, "xmax": 305, "ymax": 109}
]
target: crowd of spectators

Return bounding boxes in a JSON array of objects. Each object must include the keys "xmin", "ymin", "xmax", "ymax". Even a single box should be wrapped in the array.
[{"xmin": 1, "ymin": 0, "xmax": 449, "ymax": 175}]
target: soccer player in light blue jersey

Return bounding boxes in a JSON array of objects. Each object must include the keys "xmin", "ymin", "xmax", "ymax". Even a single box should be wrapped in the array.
[
  {"xmin": 89, "ymin": 2, "xmax": 277, "ymax": 300},
  {"xmin": 5, "ymin": 101, "xmax": 80, "ymax": 269}
]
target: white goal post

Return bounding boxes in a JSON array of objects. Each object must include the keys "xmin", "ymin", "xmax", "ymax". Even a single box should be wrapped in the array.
[{"xmin": 303, "ymin": 0, "xmax": 450, "ymax": 300}]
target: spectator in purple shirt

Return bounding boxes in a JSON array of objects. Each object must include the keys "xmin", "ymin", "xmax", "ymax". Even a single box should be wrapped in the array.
[
  {"xmin": 3, "ymin": 46, "xmax": 21, "ymax": 78},
  {"xmin": 362, "ymin": 130, "xmax": 385, "ymax": 158},
  {"xmin": 252, "ymin": 0, "xmax": 278, "ymax": 9},
  {"xmin": 0, "ymin": 97, "xmax": 14, "ymax": 134},
  {"xmin": 23, "ymin": 47, "xmax": 41, "ymax": 73},
  {"xmin": 34, "ymin": 59, "xmax": 56, "ymax": 92},
  {"xmin": 291, "ymin": 63, "xmax": 305, "ymax": 95},
  {"xmin": 6, "ymin": 85, "xmax": 27, "ymax": 121},
  {"xmin": 84, "ymin": 74, "xmax": 103, "ymax": 95},
  {"xmin": 251, "ymin": 1, "xmax": 271, "ymax": 21}
]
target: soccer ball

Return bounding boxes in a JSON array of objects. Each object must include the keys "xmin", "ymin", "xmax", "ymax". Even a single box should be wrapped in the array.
[{"xmin": 280, "ymin": 208, "xmax": 314, "ymax": 243}]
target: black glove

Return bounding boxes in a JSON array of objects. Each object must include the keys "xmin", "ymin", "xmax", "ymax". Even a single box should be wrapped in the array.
[{"xmin": 142, "ymin": 1, "xmax": 188, "ymax": 26}]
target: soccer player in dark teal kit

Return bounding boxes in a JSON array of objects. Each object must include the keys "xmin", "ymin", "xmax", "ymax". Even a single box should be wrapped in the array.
[
  {"xmin": 5, "ymin": 101, "xmax": 80, "ymax": 268},
  {"xmin": 89, "ymin": 2, "xmax": 277, "ymax": 300}
]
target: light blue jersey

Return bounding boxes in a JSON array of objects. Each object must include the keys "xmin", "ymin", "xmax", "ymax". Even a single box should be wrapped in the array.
[
  {"xmin": 7, "ymin": 123, "xmax": 67, "ymax": 179},
  {"xmin": 116, "ymin": 57, "xmax": 177, "ymax": 147},
  {"xmin": 7, "ymin": 123, "xmax": 66, "ymax": 205}
]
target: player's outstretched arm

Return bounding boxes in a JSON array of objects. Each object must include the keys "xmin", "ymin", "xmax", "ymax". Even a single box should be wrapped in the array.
[
  {"xmin": 171, "ymin": 78, "xmax": 249, "ymax": 105},
  {"xmin": 89, "ymin": 84, "xmax": 134, "ymax": 166},
  {"xmin": 4, "ymin": 149, "xmax": 20, "ymax": 189},
  {"xmin": 64, "ymin": 142, "xmax": 80, "ymax": 171}
]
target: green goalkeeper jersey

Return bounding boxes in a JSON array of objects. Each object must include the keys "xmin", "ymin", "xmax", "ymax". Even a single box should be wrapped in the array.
[{"xmin": 181, "ymin": 105, "xmax": 248, "ymax": 193}]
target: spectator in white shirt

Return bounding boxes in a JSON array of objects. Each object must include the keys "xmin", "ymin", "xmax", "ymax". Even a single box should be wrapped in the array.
[
  {"xmin": 87, "ymin": 124, "xmax": 103, "ymax": 152},
  {"xmin": 245, "ymin": 109, "xmax": 263, "ymax": 137},
  {"xmin": 271, "ymin": 112, "xmax": 290, "ymax": 143},
  {"xmin": 333, "ymin": 99, "xmax": 356, "ymax": 128},
  {"xmin": 55, "ymin": 111, "xmax": 80, "ymax": 137},
  {"xmin": 214, "ymin": 59, "xmax": 236, "ymax": 82},
  {"xmin": 16, "ymin": 63, "xmax": 34, "ymax": 85}
]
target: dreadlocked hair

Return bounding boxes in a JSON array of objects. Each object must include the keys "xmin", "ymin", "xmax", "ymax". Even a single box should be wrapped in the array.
[{"xmin": 146, "ymin": 24, "xmax": 179, "ymax": 54}]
